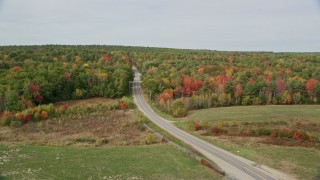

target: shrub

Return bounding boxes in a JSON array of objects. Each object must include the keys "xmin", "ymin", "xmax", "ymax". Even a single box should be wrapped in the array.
[
  {"xmin": 280, "ymin": 91, "xmax": 292, "ymax": 104},
  {"xmin": 120, "ymin": 96, "xmax": 135, "ymax": 109},
  {"xmin": 251, "ymin": 128, "xmax": 272, "ymax": 136},
  {"xmin": 185, "ymin": 120, "xmax": 195, "ymax": 131},
  {"xmin": 95, "ymin": 138, "xmax": 108, "ymax": 146},
  {"xmin": 293, "ymin": 130, "xmax": 302, "ymax": 140},
  {"xmin": 301, "ymin": 131, "xmax": 311, "ymax": 141},
  {"xmin": 33, "ymin": 112, "xmax": 41, "ymax": 121},
  {"xmin": 145, "ymin": 134, "xmax": 156, "ymax": 144},
  {"xmin": 40, "ymin": 111, "xmax": 48, "ymax": 120},
  {"xmin": 119, "ymin": 100, "xmax": 127, "ymax": 110},
  {"xmin": 293, "ymin": 92, "xmax": 302, "ymax": 104},
  {"xmin": 199, "ymin": 120, "xmax": 209, "ymax": 129},
  {"xmin": 0, "ymin": 117, "xmax": 10, "ymax": 126},
  {"xmin": 242, "ymin": 96, "xmax": 251, "ymax": 105},
  {"xmin": 63, "ymin": 104, "xmax": 69, "ymax": 110},
  {"xmin": 10, "ymin": 120, "xmax": 21, "ymax": 127},
  {"xmin": 21, "ymin": 114, "xmax": 32, "ymax": 124},
  {"xmin": 214, "ymin": 120, "xmax": 225, "ymax": 128},
  {"xmin": 194, "ymin": 122, "xmax": 200, "ymax": 131},
  {"xmin": 44, "ymin": 104, "xmax": 56, "ymax": 115},
  {"xmin": 15, "ymin": 113, "xmax": 24, "ymax": 121},
  {"xmin": 171, "ymin": 99, "xmax": 188, "ymax": 117}
]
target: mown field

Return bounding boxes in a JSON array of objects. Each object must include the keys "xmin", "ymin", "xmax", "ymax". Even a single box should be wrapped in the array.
[
  {"xmin": 174, "ymin": 105, "xmax": 320, "ymax": 179},
  {"xmin": 178, "ymin": 105, "xmax": 320, "ymax": 123},
  {"xmin": 0, "ymin": 144, "xmax": 220, "ymax": 180}
]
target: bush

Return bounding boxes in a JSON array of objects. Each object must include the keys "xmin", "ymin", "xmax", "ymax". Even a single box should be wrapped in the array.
[
  {"xmin": 10, "ymin": 120, "xmax": 21, "ymax": 127},
  {"xmin": 242, "ymin": 96, "xmax": 251, "ymax": 105},
  {"xmin": 171, "ymin": 99, "xmax": 188, "ymax": 117},
  {"xmin": 40, "ymin": 111, "xmax": 48, "ymax": 120},
  {"xmin": 119, "ymin": 100, "xmax": 127, "ymax": 110},
  {"xmin": 95, "ymin": 138, "xmax": 108, "ymax": 146},
  {"xmin": 185, "ymin": 120, "xmax": 195, "ymax": 131},
  {"xmin": 145, "ymin": 134, "xmax": 156, "ymax": 144},
  {"xmin": 33, "ymin": 112, "xmax": 41, "ymax": 121},
  {"xmin": 214, "ymin": 120, "xmax": 225, "ymax": 128},
  {"xmin": 0, "ymin": 117, "xmax": 10, "ymax": 126},
  {"xmin": 120, "ymin": 96, "xmax": 135, "ymax": 109},
  {"xmin": 251, "ymin": 128, "xmax": 272, "ymax": 136},
  {"xmin": 194, "ymin": 122, "xmax": 200, "ymax": 131},
  {"xmin": 199, "ymin": 120, "xmax": 209, "ymax": 130},
  {"xmin": 41, "ymin": 104, "xmax": 56, "ymax": 115}
]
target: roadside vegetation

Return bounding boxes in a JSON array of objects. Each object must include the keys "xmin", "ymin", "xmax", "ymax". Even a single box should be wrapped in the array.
[{"xmin": 174, "ymin": 105, "xmax": 320, "ymax": 179}]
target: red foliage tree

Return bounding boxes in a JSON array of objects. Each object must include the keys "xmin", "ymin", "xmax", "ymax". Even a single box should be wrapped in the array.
[
  {"xmin": 215, "ymin": 75, "xmax": 228, "ymax": 93},
  {"xmin": 249, "ymin": 78, "xmax": 255, "ymax": 84},
  {"xmin": 264, "ymin": 76, "xmax": 272, "ymax": 85},
  {"xmin": 29, "ymin": 82, "xmax": 40, "ymax": 93},
  {"xmin": 197, "ymin": 66, "xmax": 205, "ymax": 74},
  {"xmin": 234, "ymin": 83, "xmax": 243, "ymax": 98},
  {"xmin": 275, "ymin": 79, "xmax": 286, "ymax": 95},
  {"xmin": 306, "ymin": 78, "xmax": 318, "ymax": 96},
  {"xmin": 35, "ymin": 95, "xmax": 43, "ymax": 104},
  {"xmin": 29, "ymin": 82, "xmax": 42, "ymax": 104},
  {"xmin": 159, "ymin": 88, "xmax": 174, "ymax": 104},
  {"xmin": 103, "ymin": 53, "xmax": 110, "ymax": 63},
  {"xmin": 180, "ymin": 76, "xmax": 203, "ymax": 96}
]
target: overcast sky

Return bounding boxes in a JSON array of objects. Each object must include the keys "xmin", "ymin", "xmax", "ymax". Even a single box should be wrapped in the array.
[{"xmin": 0, "ymin": 0, "xmax": 319, "ymax": 52}]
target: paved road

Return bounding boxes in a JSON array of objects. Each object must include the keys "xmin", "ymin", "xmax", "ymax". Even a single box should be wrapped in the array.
[{"xmin": 132, "ymin": 66, "xmax": 291, "ymax": 180}]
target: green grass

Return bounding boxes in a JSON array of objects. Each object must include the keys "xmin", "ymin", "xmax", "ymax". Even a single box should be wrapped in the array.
[
  {"xmin": 179, "ymin": 105, "xmax": 320, "ymax": 123},
  {"xmin": 201, "ymin": 136, "xmax": 320, "ymax": 180},
  {"xmin": 0, "ymin": 144, "xmax": 221, "ymax": 180},
  {"xmin": 173, "ymin": 105, "xmax": 320, "ymax": 179}
]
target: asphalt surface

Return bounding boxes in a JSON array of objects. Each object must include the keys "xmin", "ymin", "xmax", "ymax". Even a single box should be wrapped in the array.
[{"xmin": 132, "ymin": 66, "xmax": 290, "ymax": 180}]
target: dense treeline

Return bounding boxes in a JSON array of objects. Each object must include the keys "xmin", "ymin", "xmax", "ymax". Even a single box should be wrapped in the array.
[
  {"xmin": 1, "ymin": 45, "xmax": 320, "ymax": 117},
  {"xmin": 134, "ymin": 49, "xmax": 320, "ymax": 117},
  {"xmin": 0, "ymin": 45, "xmax": 134, "ymax": 112}
]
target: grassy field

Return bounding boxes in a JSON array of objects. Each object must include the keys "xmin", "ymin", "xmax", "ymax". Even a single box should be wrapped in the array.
[
  {"xmin": 0, "ymin": 144, "xmax": 220, "ymax": 180},
  {"xmin": 174, "ymin": 105, "xmax": 320, "ymax": 179},
  {"xmin": 0, "ymin": 98, "xmax": 222, "ymax": 179},
  {"xmin": 178, "ymin": 105, "xmax": 320, "ymax": 123},
  {"xmin": 185, "ymin": 133, "xmax": 320, "ymax": 180}
]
